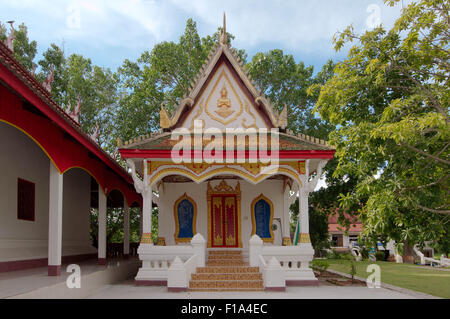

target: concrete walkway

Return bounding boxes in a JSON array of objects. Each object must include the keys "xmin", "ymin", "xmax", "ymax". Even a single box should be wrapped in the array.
[
  {"xmin": 87, "ymin": 279, "xmax": 416, "ymax": 299},
  {"xmin": 0, "ymin": 257, "xmax": 140, "ymax": 299}
]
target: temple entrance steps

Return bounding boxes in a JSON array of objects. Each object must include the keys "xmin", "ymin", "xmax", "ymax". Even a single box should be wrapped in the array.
[{"xmin": 189, "ymin": 250, "xmax": 264, "ymax": 291}]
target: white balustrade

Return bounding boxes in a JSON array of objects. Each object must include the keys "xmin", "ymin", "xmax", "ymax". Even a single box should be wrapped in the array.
[
  {"xmin": 257, "ymin": 254, "xmax": 285, "ymax": 288},
  {"xmin": 167, "ymin": 254, "xmax": 199, "ymax": 290},
  {"xmin": 249, "ymin": 234, "xmax": 317, "ymax": 287},
  {"xmin": 135, "ymin": 233, "xmax": 206, "ymax": 285}
]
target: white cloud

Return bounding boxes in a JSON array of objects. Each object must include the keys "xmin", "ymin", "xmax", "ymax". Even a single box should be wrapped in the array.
[
  {"xmin": 168, "ymin": 0, "xmax": 407, "ymax": 51},
  {"xmin": 0, "ymin": 0, "xmax": 412, "ymax": 69}
]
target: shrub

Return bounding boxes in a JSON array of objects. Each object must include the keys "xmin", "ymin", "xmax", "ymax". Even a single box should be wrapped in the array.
[
  {"xmin": 327, "ymin": 249, "xmax": 341, "ymax": 259},
  {"xmin": 310, "ymin": 259, "xmax": 330, "ymax": 274},
  {"xmin": 341, "ymin": 253, "xmax": 354, "ymax": 261},
  {"xmin": 375, "ymin": 251, "xmax": 386, "ymax": 261},
  {"xmin": 360, "ymin": 247, "xmax": 369, "ymax": 260}
]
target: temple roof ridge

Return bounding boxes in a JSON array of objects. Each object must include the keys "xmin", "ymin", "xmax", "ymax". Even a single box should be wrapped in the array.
[{"xmin": 160, "ymin": 15, "xmax": 286, "ymax": 131}]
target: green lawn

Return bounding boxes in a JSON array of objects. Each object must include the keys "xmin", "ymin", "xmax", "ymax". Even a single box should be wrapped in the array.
[{"xmin": 326, "ymin": 259, "xmax": 450, "ymax": 298}]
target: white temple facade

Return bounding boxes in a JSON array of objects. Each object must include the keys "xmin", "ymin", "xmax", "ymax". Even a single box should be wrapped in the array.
[{"xmin": 119, "ymin": 18, "xmax": 335, "ymax": 291}]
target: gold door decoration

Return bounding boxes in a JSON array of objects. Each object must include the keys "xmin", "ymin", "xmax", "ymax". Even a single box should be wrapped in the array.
[
  {"xmin": 224, "ymin": 196, "xmax": 237, "ymax": 246},
  {"xmin": 207, "ymin": 180, "xmax": 242, "ymax": 248},
  {"xmin": 212, "ymin": 196, "xmax": 224, "ymax": 246}
]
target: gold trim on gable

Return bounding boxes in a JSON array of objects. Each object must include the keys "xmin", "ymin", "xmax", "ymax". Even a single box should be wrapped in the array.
[
  {"xmin": 149, "ymin": 166, "xmax": 302, "ymax": 186},
  {"xmin": 241, "ymin": 102, "xmax": 258, "ymax": 129},
  {"xmin": 204, "ymin": 69, "xmax": 243, "ymax": 125},
  {"xmin": 148, "ymin": 160, "xmax": 305, "ymax": 180},
  {"xmin": 189, "ymin": 99, "xmax": 205, "ymax": 130}
]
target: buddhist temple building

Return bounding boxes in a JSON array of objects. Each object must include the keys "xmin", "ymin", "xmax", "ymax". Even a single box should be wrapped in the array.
[
  {"xmin": 119, "ymin": 16, "xmax": 335, "ymax": 291},
  {"xmin": 0, "ymin": 15, "xmax": 335, "ymax": 292}
]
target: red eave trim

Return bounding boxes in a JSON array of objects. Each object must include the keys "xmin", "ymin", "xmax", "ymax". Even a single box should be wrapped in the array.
[
  {"xmin": 0, "ymin": 57, "xmax": 133, "ymax": 184},
  {"xmin": 119, "ymin": 149, "xmax": 335, "ymax": 160}
]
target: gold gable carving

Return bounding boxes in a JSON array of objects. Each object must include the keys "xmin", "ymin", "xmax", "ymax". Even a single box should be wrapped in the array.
[
  {"xmin": 215, "ymin": 85, "xmax": 234, "ymax": 118},
  {"xmin": 204, "ymin": 69, "xmax": 243, "ymax": 125}
]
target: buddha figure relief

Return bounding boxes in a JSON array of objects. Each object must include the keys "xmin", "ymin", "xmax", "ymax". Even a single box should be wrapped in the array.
[{"xmin": 215, "ymin": 85, "xmax": 235, "ymax": 118}]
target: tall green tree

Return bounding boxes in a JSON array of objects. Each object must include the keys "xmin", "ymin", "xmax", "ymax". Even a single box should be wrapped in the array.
[
  {"xmin": 38, "ymin": 45, "xmax": 118, "ymax": 152},
  {"xmin": 247, "ymin": 50, "xmax": 334, "ymax": 139},
  {"xmin": 0, "ymin": 22, "xmax": 37, "ymax": 71},
  {"xmin": 311, "ymin": 0, "xmax": 450, "ymax": 255}
]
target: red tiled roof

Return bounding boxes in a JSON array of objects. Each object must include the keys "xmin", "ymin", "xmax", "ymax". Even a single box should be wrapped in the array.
[
  {"xmin": 328, "ymin": 223, "xmax": 362, "ymax": 232},
  {"xmin": 328, "ymin": 211, "xmax": 362, "ymax": 233},
  {"xmin": 328, "ymin": 212, "xmax": 360, "ymax": 224}
]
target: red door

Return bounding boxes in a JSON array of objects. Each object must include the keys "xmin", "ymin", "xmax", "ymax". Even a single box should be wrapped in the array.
[{"xmin": 211, "ymin": 195, "xmax": 238, "ymax": 247}]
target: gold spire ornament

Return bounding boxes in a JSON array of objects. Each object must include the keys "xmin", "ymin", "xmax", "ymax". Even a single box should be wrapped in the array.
[
  {"xmin": 160, "ymin": 103, "xmax": 172, "ymax": 129},
  {"xmin": 277, "ymin": 104, "xmax": 288, "ymax": 129},
  {"xmin": 220, "ymin": 12, "xmax": 227, "ymax": 45}
]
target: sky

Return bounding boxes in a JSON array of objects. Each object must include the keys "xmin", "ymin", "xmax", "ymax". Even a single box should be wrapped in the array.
[{"xmin": 1, "ymin": 0, "xmax": 412, "ymax": 73}]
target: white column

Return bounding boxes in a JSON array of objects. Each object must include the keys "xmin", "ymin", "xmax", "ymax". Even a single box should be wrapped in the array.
[
  {"xmin": 299, "ymin": 189, "xmax": 309, "ymax": 236},
  {"xmin": 141, "ymin": 188, "xmax": 153, "ymax": 244},
  {"xmin": 297, "ymin": 159, "xmax": 327, "ymax": 247},
  {"xmin": 126, "ymin": 159, "xmax": 152, "ymax": 245},
  {"xmin": 297, "ymin": 184, "xmax": 313, "ymax": 248},
  {"xmin": 48, "ymin": 163, "xmax": 63, "ymax": 276},
  {"xmin": 139, "ymin": 207, "xmax": 143, "ymax": 239},
  {"xmin": 123, "ymin": 201, "xmax": 130, "ymax": 256},
  {"xmin": 282, "ymin": 187, "xmax": 291, "ymax": 245},
  {"xmin": 98, "ymin": 189, "xmax": 107, "ymax": 264}
]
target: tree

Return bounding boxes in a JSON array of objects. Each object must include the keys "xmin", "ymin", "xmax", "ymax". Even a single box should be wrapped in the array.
[
  {"xmin": 0, "ymin": 22, "xmax": 37, "ymax": 72},
  {"xmin": 246, "ymin": 50, "xmax": 334, "ymax": 139},
  {"xmin": 90, "ymin": 206, "xmax": 151, "ymax": 247},
  {"xmin": 38, "ymin": 45, "xmax": 118, "ymax": 152},
  {"xmin": 311, "ymin": 0, "xmax": 450, "ymax": 257}
]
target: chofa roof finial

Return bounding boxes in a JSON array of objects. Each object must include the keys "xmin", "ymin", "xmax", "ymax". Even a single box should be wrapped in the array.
[{"xmin": 220, "ymin": 12, "xmax": 227, "ymax": 45}]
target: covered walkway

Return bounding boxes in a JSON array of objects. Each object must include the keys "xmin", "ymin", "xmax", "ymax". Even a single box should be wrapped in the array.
[{"xmin": 2, "ymin": 257, "xmax": 140, "ymax": 299}]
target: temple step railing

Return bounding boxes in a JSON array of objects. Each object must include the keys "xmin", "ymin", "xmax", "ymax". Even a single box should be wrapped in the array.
[
  {"xmin": 249, "ymin": 234, "xmax": 317, "ymax": 287},
  {"xmin": 135, "ymin": 234, "xmax": 206, "ymax": 285}
]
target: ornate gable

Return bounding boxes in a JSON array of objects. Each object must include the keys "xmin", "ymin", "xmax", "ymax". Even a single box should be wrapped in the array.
[{"xmin": 160, "ymin": 14, "xmax": 287, "ymax": 132}]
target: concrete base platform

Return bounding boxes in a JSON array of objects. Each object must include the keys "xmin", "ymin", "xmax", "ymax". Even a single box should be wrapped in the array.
[{"xmin": 86, "ymin": 278, "xmax": 418, "ymax": 299}]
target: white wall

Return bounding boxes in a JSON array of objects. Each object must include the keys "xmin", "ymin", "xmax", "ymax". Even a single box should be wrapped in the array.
[
  {"xmin": 0, "ymin": 123, "xmax": 95, "ymax": 262},
  {"xmin": 61, "ymin": 168, "xmax": 97, "ymax": 256},
  {"xmin": 157, "ymin": 178, "xmax": 286, "ymax": 249}
]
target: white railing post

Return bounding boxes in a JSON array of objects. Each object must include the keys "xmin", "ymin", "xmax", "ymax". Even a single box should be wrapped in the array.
[
  {"xmin": 167, "ymin": 256, "xmax": 187, "ymax": 291},
  {"xmin": 249, "ymin": 234, "xmax": 263, "ymax": 267},
  {"xmin": 264, "ymin": 257, "xmax": 285, "ymax": 289},
  {"xmin": 191, "ymin": 233, "xmax": 206, "ymax": 267}
]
